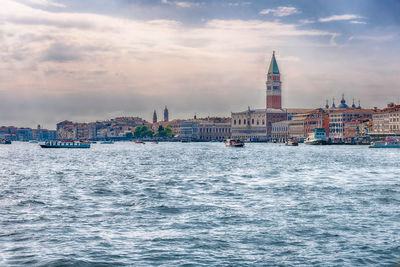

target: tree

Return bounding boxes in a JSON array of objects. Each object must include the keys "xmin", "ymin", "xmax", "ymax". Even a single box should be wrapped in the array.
[
  {"xmin": 156, "ymin": 125, "xmax": 173, "ymax": 138},
  {"xmin": 125, "ymin": 132, "xmax": 133, "ymax": 138},
  {"xmin": 134, "ymin": 125, "xmax": 154, "ymax": 138},
  {"xmin": 164, "ymin": 125, "xmax": 173, "ymax": 137}
]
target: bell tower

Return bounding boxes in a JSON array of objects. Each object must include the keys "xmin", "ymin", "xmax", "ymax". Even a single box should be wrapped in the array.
[{"xmin": 266, "ymin": 51, "xmax": 282, "ymax": 109}]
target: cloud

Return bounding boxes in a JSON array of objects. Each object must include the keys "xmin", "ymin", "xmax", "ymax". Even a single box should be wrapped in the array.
[
  {"xmin": 319, "ymin": 14, "xmax": 363, "ymax": 22},
  {"xmin": 23, "ymin": 0, "xmax": 65, "ymax": 8},
  {"xmin": 41, "ymin": 43, "xmax": 85, "ymax": 62},
  {"xmin": 227, "ymin": 2, "xmax": 251, "ymax": 7},
  {"xmin": 349, "ymin": 34, "xmax": 396, "ymax": 42},
  {"xmin": 349, "ymin": 20, "xmax": 367, "ymax": 25},
  {"xmin": 259, "ymin": 6, "xmax": 299, "ymax": 17},
  {"xmin": 299, "ymin": 19, "xmax": 314, "ymax": 24},
  {"xmin": 3, "ymin": 0, "xmax": 397, "ymax": 128},
  {"xmin": 161, "ymin": 0, "xmax": 202, "ymax": 8}
]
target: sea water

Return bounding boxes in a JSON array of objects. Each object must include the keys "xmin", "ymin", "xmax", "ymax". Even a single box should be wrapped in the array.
[{"xmin": 0, "ymin": 142, "xmax": 399, "ymax": 266}]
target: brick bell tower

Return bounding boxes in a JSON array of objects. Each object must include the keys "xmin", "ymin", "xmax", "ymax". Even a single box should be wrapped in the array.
[{"xmin": 266, "ymin": 51, "xmax": 282, "ymax": 109}]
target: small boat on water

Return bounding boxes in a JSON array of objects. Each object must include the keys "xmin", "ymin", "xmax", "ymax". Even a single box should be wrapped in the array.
[
  {"xmin": 101, "ymin": 140, "xmax": 114, "ymax": 144},
  {"xmin": 0, "ymin": 139, "xmax": 12, "ymax": 144},
  {"xmin": 304, "ymin": 128, "xmax": 327, "ymax": 145},
  {"xmin": 40, "ymin": 140, "xmax": 90, "ymax": 148},
  {"xmin": 135, "ymin": 140, "xmax": 145, "ymax": 144},
  {"xmin": 151, "ymin": 141, "xmax": 159, "ymax": 144},
  {"xmin": 225, "ymin": 139, "xmax": 244, "ymax": 147},
  {"xmin": 369, "ymin": 137, "xmax": 400, "ymax": 148},
  {"xmin": 286, "ymin": 139, "xmax": 298, "ymax": 146}
]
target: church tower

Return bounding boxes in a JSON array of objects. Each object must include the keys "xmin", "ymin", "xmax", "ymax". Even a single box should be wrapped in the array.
[
  {"xmin": 266, "ymin": 51, "xmax": 282, "ymax": 109},
  {"xmin": 153, "ymin": 110, "xmax": 157, "ymax": 123},
  {"xmin": 164, "ymin": 106, "xmax": 169, "ymax": 122}
]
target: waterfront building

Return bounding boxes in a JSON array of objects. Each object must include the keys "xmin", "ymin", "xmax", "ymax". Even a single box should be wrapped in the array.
[
  {"xmin": 304, "ymin": 108, "xmax": 329, "ymax": 137},
  {"xmin": 288, "ymin": 114, "xmax": 307, "ymax": 140},
  {"xmin": 179, "ymin": 121, "xmax": 200, "ymax": 140},
  {"xmin": 56, "ymin": 121, "xmax": 76, "ymax": 140},
  {"xmin": 179, "ymin": 118, "xmax": 231, "ymax": 141},
  {"xmin": 164, "ymin": 106, "xmax": 169, "ymax": 122},
  {"xmin": 271, "ymin": 120, "xmax": 289, "ymax": 142},
  {"xmin": 198, "ymin": 119, "xmax": 231, "ymax": 141},
  {"xmin": 56, "ymin": 117, "xmax": 148, "ymax": 140},
  {"xmin": 344, "ymin": 117, "xmax": 371, "ymax": 137},
  {"xmin": 272, "ymin": 109, "xmax": 329, "ymax": 141},
  {"xmin": 0, "ymin": 125, "xmax": 55, "ymax": 141},
  {"xmin": 370, "ymin": 103, "xmax": 400, "ymax": 137},
  {"xmin": 329, "ymin": 109, "xmax": 374, "ymax": 138},
  {"xmin": 286, "ymin": 108, "xmax": 314, "ymax": 120},
  {"xmin": 231, "ymin": 108, "xmax": 268, "ymax": 141}
]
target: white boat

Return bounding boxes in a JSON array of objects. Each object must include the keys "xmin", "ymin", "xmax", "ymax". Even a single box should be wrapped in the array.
[
  {"xmin": 304, "ymin": 128, "xmax": 327, "ymax": 145},
  {"xmin": 101, "ymin": 140, "xmax": 114, "ymax": 144},
  {"xmin": 40, "ymin": 140, "xmax": 90, "ymax": 148},
  {"xmin": 369, "ymin": 137, "xmax": 400, "ymax": 148},
  {"xmin": 225, "ymin": 139, "xmax": 244, "ymax": 147},
  {"xmin": 286, "ymin": 139, "xmax": 298, "ymax": 146}
]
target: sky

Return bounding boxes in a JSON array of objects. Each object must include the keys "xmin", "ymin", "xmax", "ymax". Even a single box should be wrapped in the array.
[{"xmin": 1, "ymin": 0, "xmax": 399, "ymax": 129}]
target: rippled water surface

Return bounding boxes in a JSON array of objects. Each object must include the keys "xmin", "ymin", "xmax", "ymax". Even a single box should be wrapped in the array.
[{"xmin": 0, "ymin": 142, "xmax": 399, "ymax": 266}]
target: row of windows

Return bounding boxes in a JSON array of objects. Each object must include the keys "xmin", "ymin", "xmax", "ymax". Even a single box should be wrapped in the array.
[
  {"xmin": 268, "ymin": 114, "xmax": 286, "ymax": 119},
  {"xmin": 199, "ymin": 128, "xmax": 230, "ymax": 133},
  {"xmin": 233, "ymin": 119, "xmax": 265, "ymax": 126}
]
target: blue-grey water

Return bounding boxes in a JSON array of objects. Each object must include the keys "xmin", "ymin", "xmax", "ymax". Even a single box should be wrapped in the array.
[{"xmin": 0, "ymin": 142, "xmax": 399, "ymax": 266}]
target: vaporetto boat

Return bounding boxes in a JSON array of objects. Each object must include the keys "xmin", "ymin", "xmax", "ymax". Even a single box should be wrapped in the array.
[
  {"xmin": 369, "ymin": 137, "xmax": 400, "ymax": 148},
  {"xmin": 304, "ymin": 128, "xmax": 327, "ymax": 145},
  {"xmin": 40, "ymin": 140, "xmax": 90, "ymax": 148}
]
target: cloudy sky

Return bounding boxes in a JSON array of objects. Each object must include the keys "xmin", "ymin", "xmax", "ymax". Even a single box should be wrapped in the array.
[{"xmin": 1, "ymin": 0, "xmax": 399, "ymax": 128}]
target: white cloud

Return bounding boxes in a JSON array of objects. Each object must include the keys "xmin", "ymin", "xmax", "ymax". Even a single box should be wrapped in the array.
[
  {"xmin": 23, "ymin": 0, "xmax": 65, "ymax": 8},
  {"xmin": 349, "ymin": 34, "xmax": 396, "ymax": 42},
  {"xmin": 299, "ymin": 19, "xmax": 314, "ymax": 24},
  {"xmin": 350, "ymin": 20, "xmax": 367, "ymax": 24},
  {"xmin": 228, "ymin": 2, "xmax": 251, "ymax": 7},
  {"xmin": 5, "ymin": 0, "xmax": 397, "ymax": 127},
  {"xmin": 319, "ymin": 14, "xmax": 363, "ymax": 22},
  {"xmin": 259, "ymin": 6, "xmax": 299, "ymax": 17},
  {"xmin": 161, "ymin": 0, "xmax": 202, "ymax": 8}
]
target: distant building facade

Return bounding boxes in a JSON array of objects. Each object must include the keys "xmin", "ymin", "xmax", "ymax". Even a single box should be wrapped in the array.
[
  {"xmin": 271, "ymin": 120, "xmax": 289, "ymax": 142},
  {"xmin": 56, "ymin": 117, "xmax": 148, "ymax": 140},
  {"xmin": 329, "ymin": 109, "xmax": 374, "ymax": 138},
  {"xmin": 231, "ymin": 108, "xmax": 268, "ymax": 141},
  {"xmin": 371, "ymin": 103, "xmax": 400, "ymax": 137},
  {"xmin": 179, "ymin": 118, "xmax": 231, "ymax": 141}
]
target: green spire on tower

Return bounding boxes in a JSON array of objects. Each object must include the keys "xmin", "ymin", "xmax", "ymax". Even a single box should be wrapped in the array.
[{"xmin": 268, "ymin": 51, "xmax": 280, "ymax": 74}]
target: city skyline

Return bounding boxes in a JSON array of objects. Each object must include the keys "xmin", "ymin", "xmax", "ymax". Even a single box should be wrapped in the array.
[{"xmin": 1, "ymin": 0, "xmax": 400, "ymax": 129}]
